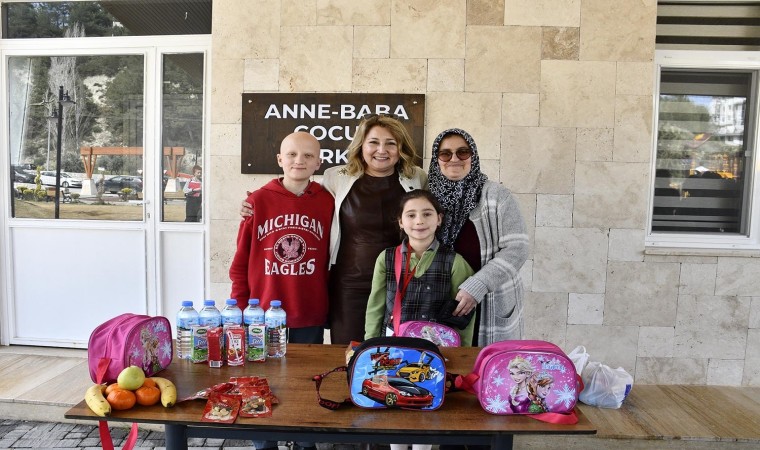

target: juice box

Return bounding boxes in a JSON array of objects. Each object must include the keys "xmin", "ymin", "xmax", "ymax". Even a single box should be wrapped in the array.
[
  {"xmin": 246, "ymin": 323, "xmax": 266, "ymax": 362},
  {"xmin": 225, "ymin": 325, "xmax": 246, "ymax": 366},
  {"xmin": 207, "ymin": 327, "xmax": 223, "ymax": 368},
  {"xmin": 190, "ymin": 325, "xmax": 209, "ymax": 363}
]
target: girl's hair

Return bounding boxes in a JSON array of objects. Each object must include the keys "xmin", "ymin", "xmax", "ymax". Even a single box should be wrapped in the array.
[
  {"xmin": 397, "ymin": 189, "xmax": 444, "ymax": 220},
  {"xmin": 527, "ymin": 372, "xmax": 554, "ymax": 399},
  {"xmin": 344, "ymin": 115, "xmax": 419, "ymax": 178}
]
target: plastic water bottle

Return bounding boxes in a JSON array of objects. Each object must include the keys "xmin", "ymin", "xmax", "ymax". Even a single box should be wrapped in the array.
[
  {"xmin": 244, "ymin": 299, "xmax": 266, "ymax": 362},
  {"xmin": 176, "ymin": 301, "xmax": 199, "ymax": 360},
  {"xmin": 265, "ymin": 300, "xmax": 287, "ymax": 357},
  {"xmin": 221, "ymin": 298, "xmax": 243, "ymax": 326},
  {"xmin": 198, "ymin": 299, "xmax": 221, "ymax": 327}
]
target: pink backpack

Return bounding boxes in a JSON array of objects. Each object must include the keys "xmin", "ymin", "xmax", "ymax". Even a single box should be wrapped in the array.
[
  {"xmin": 455, "ymin": 340, "xmax": 581, "ymax": 424},
  {"xmin": 87, "ymin": 313, "xmax": 173, "ymax": 384}
]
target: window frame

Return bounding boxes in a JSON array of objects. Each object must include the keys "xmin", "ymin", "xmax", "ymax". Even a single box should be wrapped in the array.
[{"xmin": 647, "ymin": 50, "xmax": 760, "ymax": 251}]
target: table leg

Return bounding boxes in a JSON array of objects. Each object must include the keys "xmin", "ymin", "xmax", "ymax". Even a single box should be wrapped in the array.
[
  {"xmin": 491, "ymin": 434, "xmax": 514, "ymax": 450},
  {"xmin": 164, "ymin": 424, "xmax": 188, "ymax": 450}
]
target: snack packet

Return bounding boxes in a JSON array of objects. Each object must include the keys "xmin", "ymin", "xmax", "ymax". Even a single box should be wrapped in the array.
[
  {"xmin": 201, "ymin": 393, "xmax": 240, "ymax": 423},
  {"xmin": 179, "ymin": 382, "xmax": 234, "ymax": 402},
  {"xmin": 239, "ymin": 385, "xmax": 273, "ymax": 418}
]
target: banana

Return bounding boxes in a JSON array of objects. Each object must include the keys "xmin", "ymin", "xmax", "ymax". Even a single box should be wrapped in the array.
[
  {"xmin": 150, "ymin": 377, "xmax": 177, "ymax": 407},
  {"xmin": 84, "ymin": 384, "xmax": 111, "ymax": 417}
]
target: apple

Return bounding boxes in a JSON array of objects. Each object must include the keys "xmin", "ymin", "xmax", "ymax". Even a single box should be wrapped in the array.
[{"xmin": 117, "ymin": 365, "xmax": 146, "ymax": 390}]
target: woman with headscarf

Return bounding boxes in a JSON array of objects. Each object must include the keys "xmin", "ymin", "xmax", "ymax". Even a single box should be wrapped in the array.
[{"xmin": 427, "ymin": 128, "xmax": 529, "ymax": 346}]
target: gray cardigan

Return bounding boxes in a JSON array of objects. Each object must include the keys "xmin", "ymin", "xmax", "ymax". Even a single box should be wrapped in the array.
[
  {"xmin": 321, "ymin": 165, "xmax": 428, "ymax": 266},
  {"xmin": 459, "ymin": 180, "xmax": 529, "ymax": 345}
]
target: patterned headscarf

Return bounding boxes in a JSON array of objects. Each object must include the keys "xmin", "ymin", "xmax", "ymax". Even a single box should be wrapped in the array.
[{"xmin": 428, "ymin": 128, "xmax": 488, "ymax": 248}]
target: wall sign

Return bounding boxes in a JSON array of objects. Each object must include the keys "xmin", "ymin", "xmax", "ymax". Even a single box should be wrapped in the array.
[{"xmin": 241, "ymin": 93, "xmax": 425, "ymax": 174}]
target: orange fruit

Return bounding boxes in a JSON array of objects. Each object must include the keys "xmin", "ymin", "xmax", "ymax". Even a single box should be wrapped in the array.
[
  {"xmin": 105, "ymin": 383, "xmax": 123, "ymax": 395},
  {"xmin": 141, "ymin": 378, "xmax": 157, "ymax": 389},
  {"xmin": 107, "ymin": 389, "xmax": 136, "ymax": 410},
  {"xmin": 135, "ymin": 385, "xmax": 161, "ymax": 406}
]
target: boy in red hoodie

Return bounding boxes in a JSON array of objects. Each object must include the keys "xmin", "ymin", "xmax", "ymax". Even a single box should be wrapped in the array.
[{"xmin": 229, "ymin": 131, "xmax": 334, "ymax": 349}]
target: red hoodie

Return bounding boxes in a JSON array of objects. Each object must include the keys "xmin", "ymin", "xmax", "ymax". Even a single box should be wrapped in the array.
[{"xmin": 229, "ymin": 178, "xmax": 334, "ymax": 328}]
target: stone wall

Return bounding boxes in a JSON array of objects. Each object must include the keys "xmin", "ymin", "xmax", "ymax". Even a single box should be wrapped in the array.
[{"xmin": 207, "ymin": 0, "xmax": 760, "ymax": 386}]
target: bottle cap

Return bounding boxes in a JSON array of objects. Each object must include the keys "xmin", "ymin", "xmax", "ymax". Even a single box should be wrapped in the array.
[
  {"xmin": 203, "ymin": 299, "xmax": 215, "ymax": 306},
  {"xmin": 248, "ymin": 298, "xmax": 260, "ymax": 306},
  {"xmin": 225, "ymin": 298, "xmax": 237, "ymax": 306},
  {"xmin": 181, "ymin": 300, "xmax": 193, "ymax": 307},
  {"xmin": 271, "ymin": 300, "xmax": 281, "ymax": 307}
]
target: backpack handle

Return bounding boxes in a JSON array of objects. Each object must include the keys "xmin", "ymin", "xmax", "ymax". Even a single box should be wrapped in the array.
[
  {"xmin": 95, "ymin": 357, "xmax": 139, "ymax": 450},
  {"xmin": 312, "ymin": 366, "xmax": 352, "ymax": 410}
]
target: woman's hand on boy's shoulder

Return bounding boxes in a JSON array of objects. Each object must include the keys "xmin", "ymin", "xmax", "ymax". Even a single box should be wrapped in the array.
[{"xmin": 240, "ymin": 193, "xmax": 253, "ymax": 218}]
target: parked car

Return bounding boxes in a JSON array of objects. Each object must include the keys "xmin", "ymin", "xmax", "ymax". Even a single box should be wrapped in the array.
[
  {"xmin": 39, "ymin": 171, "xmax": 82, "ymax": 188},
  {"xmin": 104, "ymin": 175, "xmax": 143, "ymax": 193},
  {"xmin": 360, "ymin": 375, "xmax": 433, "ymax": 408},
  {"xmin": 13, "ymin": 170, "xmax": 35, "ymax": 183}
]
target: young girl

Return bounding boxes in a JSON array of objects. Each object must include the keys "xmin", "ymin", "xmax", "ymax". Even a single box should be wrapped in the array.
[
  {"xmin": 365, "ymin": 189, "xmax": 475, "ymax": 450},
  {"xmin": 364, "ymin": 189, "xmax": 476, "ymax": 346},
  {"xmin": 527, "ymin": 371, "xmax": 554, "ymax": 413}
]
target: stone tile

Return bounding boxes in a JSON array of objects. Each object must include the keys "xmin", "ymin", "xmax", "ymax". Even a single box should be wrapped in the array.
[
  {"xmin": 213, "ymin": 0, "xmax": 279, "ymax": 59},
  {"xmin": 707, "ymin": 359, "xmax": 744, "ymax": 386},
  {"xmin": 674, "ymin": 295, "xmax": 750, "ymax": 359},
  {"xmin": 352, "ymin": 58, "xmax": 427, "ymax": 93},
  {"xmin": 505, "ymin": 0, "xmax": 581, "ymax": 26},
  {"xmin": 574, "ymin": 161, "xmax": 649, "ymax": 228},
  {"xmin": 479, "ymin": 158, "xmax": 502, "ymax": 182},
  {"xmin": 467, "ymin": 0, "xmax": 505, "ymax": 25},
  {"xmin": 425, "ymin": 92, "xmax": 502, "ymax": 160},
  {"xmin": 502, "ymin": 93, "xmax": 539, "ymax": 127},
  {"xmin": 579, "ymin": 0, "xmax": 657, "ymax": 62},
  {"xmin": 317, "ymin": 0, "xmax": 390, "ymax": 25},
  {"xmin": 502, "ymin": 126, "xmax": 576, "ymax": 194},
  {"xmin": 566, "ymin": 325, "xmax": 638, "ymax": 372},
  {"xmin": 608, "ymin": 228, "xmax": 645, "ymax": 262},
  {"xmin": 0, "ymin": 355, "xmax": 83, "ymax": 400},
  {"xmin": 532, "ymin": 227, "xmax": 608, "ymax": 294},
  {"xmin": 644, "ymin": 254, "xmax": 717, "ymax": 264},
  {"xmin": 542, "ymin": 27, "xmax": 579, "ymax": 60},
  {"xmin": 210, "ymin": 281, "xmax": 233, "ymax": 304},
  {"xmin": 679, "ymin": 263, "xmax": 717, "ymax": 295},
  {"xmin": 605, "ymin": 261, "xmax": 679, "ymax": 326},
  {"xmin": 637, "ymin": 326, "xmax": 674, "ymax": 358},
  {"xmin": 576, "ymin": 128, "xmax": 613, "ymax": 162},
  {"xmin": 244, "ymin": 59, "xmax": 279, "ymax": 92},
  {"xmin": 391, "ymin": 0, "xmax": 466, "ymax": 58},
  {"xmin": 210, "ymin": 218, "xmax": 248, "ymax": 284},
  {"xmin": 635, "ymin": 357, "xmax": 707, "ymax": 384},
  {"xmin": 211, "ymin": 59, "xmax": 244, "ymax": 124},
  {"xmin": 567, "ymin": 293, "xmax": 604, "ymax": 325},
  {"xmin": 210, "ymin": 124, "xmax": 242, "ymax": 158},
  {"xmin": 280, "ymin": 26, "xmax": 353, "ymax": 92},
  {"xmin": 614, "ymin": 95, "xmax": 653, "ymax": 163},
  {"xmin": 353, "ymin": 26, "xmax": 390, "ymax": 58},
  {"xmin": 617, "ymin": 61, "xmax": 654, "ymax": 96},
  {"xmin": 744, "ymin": 329, "xmax": 760, "ymax": 386},
  {"xmin": 427, "ymin": 59, "xmax": 464, "ymax": 92},
  {"xmin": 540, "ymin": 60, "xmax": 616, "ymax": 128},
  {"xmin": 715, "ymin": 257, "xmax": 760, "ymax": 296},
  {"xmin": 751, "ymin": 297, "xmax": 760, "ymax": 329},
  {"xmin": 281, "ymin": 0, "xmax": 316, "ymax": 25},
  {"xmin": 522, "ymin": 292, "xmax": 568, "ymax": 347},
  {"xmin": 465, "ymin": 26, "xmax": 541, "ymax": 93},
  {"xmin": 536, "ymin": 194, "xmax": 573, "ymax": 227}
]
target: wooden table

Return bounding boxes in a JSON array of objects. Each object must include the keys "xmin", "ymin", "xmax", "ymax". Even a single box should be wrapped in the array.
[{"xmin": 65, "ymin": 344, "xmax": 596, "ymax": 450}]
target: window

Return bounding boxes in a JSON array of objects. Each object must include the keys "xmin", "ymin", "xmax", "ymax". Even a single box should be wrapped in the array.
[{"xmin": 648, "ymin": 51, "xmax": 760, "ymax": 250}]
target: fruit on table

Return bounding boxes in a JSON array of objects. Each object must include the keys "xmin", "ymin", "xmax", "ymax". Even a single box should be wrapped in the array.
[
  {"xmin": 135, "ymin": 385, "xmax": 161, "ymax": 406},
  {"xmin": 117, "ymin": 365, "xmax": 146, "ymax": 390},
  {"xmin": 105, "ymin": 383, "xmax": 123, "ymax": 396},
  {"xmin": 150, "ymin": 377, "xmax": 177, "ymax": 407},
  {"xmin": 84, "ymin": 384, "xmax": 111, "ymax": 417},
  {"xmin": 107, "ymin": 388, "xmax": 137, "ymax": 410}
]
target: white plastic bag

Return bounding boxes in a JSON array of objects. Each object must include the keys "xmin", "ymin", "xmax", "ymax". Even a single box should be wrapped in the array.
[
  {"xmin": 578, "ymin": 361, "xmax": 633, "ymax": 409},
  {"xmin": 567, "ymin": 345, "xmax": 590, "ymax": 375}
]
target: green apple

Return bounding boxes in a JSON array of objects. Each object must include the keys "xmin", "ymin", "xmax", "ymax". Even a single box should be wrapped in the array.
[{"xmin": 117, "ymin": 365, "xmax": 146, "ymax": 390}]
